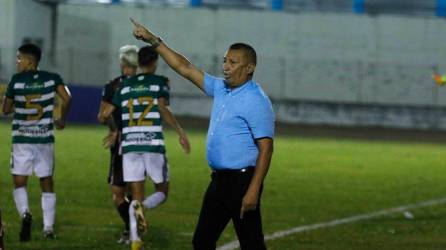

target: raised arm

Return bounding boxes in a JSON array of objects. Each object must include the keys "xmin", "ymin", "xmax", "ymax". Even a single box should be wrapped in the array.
[
  {"xmin": 130, "ymin": 18, "xmax": 205, "ymax": 92},
  {"xmin": 158, "ymin": 97, "xmax": 190, "ymax": 154},
  {"xmin": 55, "ymin": 85, "xmax": 72, "ymax": 130}
]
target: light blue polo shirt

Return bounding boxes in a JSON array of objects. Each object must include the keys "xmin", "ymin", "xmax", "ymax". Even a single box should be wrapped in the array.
[{"xmin": 204, "ymin": 73, "xmax": 275, "ymax": 170}]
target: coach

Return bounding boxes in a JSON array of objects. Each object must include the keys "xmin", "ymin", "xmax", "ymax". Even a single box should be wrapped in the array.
[{"xmin": 131, "ymin": 19, "xmax": 274, "ymax": 250}]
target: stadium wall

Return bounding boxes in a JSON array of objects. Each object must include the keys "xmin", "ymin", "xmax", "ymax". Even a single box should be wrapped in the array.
[{"xmin": 3, "ymin": 3, "xmax": 446, "ymax": 129}]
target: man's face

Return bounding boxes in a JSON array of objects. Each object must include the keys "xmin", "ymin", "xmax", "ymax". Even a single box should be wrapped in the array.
[
  {"xmin": 222, "ymin": 49, "xmax": 254, "ymax": 87},
  {"xmin": 16, "ymin": 52, "xmax": 33, "ymax": 73},
  {"xmin": 120, "ymin": 63, "xmax": 137, "ymax": 77}
]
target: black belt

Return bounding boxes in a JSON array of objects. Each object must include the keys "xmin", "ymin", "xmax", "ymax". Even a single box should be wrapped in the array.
[{"xmin": 212, "ymin": 166, "xmax": 255, "ymax": 175}]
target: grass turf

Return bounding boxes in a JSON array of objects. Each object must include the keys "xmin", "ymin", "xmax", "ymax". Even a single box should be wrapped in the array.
[{"xmin": 1, "ymin": 121, "xmax": 446, "ymax": 249}]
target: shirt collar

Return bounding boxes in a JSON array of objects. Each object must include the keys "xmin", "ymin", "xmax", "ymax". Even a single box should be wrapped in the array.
[{"xmin": 224, "ymin": 80, "xmax": 253, "ymax": 96}]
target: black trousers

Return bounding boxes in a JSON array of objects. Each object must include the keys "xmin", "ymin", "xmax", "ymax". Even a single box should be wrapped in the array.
[{"xmin": 192, "ymin": 168, "xmax": 266, "ymax": 250}]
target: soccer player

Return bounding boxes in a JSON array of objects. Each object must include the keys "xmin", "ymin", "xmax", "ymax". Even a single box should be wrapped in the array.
[
  {"xmin": 98, "ymin": 45, "xmax": 190, "ymax": 250},
  {"xmin": 130, "ymin": 19, "xmax": 275, "ymax": 250},
  {"xmin": 2, "ymin": 43, "xmax": 72, "ymax": 241},
  {"xmin": 98, "ymin": 45, "xmax": 139, "ymax": 244}
]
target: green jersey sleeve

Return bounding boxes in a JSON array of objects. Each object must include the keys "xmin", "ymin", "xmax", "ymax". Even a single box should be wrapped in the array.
[
  {"xmin": 159, "ymin": 77, "xmax": 170, "ymax": 101},
  {"xmin": 53, "ymin": 73, "xmax": 64, "ymax": 87},
  {"xmin": 5, "ymin": 75, "xmax": 17, "ymax": 98},
  {"xmin": 112, "ymin": 87, "xmax": 121, "ymax": 108}
]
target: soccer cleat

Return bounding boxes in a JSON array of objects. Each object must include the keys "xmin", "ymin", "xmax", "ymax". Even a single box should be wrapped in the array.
[
  {"xmin": 131, "ymin": 240, "xmax": 144, "ymax": 250},
  {"xmin": 133, "ymin": 201, "xmax": 147, "ymax": 236},
  {"xmin": 43, "ymin": 230, "xmax": 56, "ymax": 239},
  {"xmin": 19, "ymin": 212, "xmax": 32, "ymax": 242},
  {"xmin": 117, "ymin": 230, "xmax": 130, "ymax": 244}
]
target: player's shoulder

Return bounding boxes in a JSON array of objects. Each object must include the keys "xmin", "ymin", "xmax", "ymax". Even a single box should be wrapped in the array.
[
  {"xmin": 150, "ymin": 74, "xmax": 170, "ymax": 87},
  {"xmin": 105, "ymin": 75, "xmax": 124, "ymax": 88},
  {"xmin": 36, "ymin": 70, "xmax": 62, "ymax": 80}
]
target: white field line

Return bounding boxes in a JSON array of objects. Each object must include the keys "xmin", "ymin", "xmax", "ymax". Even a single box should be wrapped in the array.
[{"xmin": 217, "ymin": 196, "xmax": 446, "ymax": 250}]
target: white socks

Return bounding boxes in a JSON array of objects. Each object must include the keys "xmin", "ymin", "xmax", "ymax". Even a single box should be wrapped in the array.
[
  {"xmin": 41, "ymin": 192, "xmax": 56, "ymax": 231},
  {"xmin": 129, "ymin": 200, "xmax": 141, "ymax": 242},
  {"xmin": 143, "ymin": 192, "xmax": 166, "ymax": 209},
  {"xmin": 13, "ymin": 188, "xmax": 56, "ymax": 231},
  {"xmin": 13, "ymin": 187, "xmax": 29, "ymax": 217}
]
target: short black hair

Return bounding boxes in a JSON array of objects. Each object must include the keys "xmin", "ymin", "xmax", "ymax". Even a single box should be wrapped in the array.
[
  {"xmin": 138, "ymin": 46, "xmax": 159, "ymax": 66},
  {"xmin": 18, "ymin": 43, "xmax": 42, "ymax": 63},
  {"xmin": 229, "ymin": 43, "xmax": 257, "ymax": 65}
]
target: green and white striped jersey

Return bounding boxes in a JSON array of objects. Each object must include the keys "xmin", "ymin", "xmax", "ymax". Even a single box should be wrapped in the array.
[
  {"xmin": 5, "ymin": 70, "xmax": 64, "ymax": 144},
  {"xmin": 112, "ymin": 73, "xmax": 170, "ymax": 154}
]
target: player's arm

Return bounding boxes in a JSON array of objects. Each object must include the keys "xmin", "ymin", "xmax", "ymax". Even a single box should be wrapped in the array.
[
  {"xmin": 55, "ymin": 85, "xmax": 72, "ymax": 130},
  {"xmin": 130, "ymin": 18, "xmax": 205, "ymax": 92},
  {"xmin": 98, "ymin": 102, "xmax": 116, "ymax": 124},
  {"xmin": 2, "ymin": 96, "xmax": 14, "ymax": 115},
  {"xmin": 158, "ymin": 97, "xmax": 190, "ymax": 154},
  {"xmin": 240, "ymin": 137, "xmax": 273, "ymax": 219},
  {"xmin": 97, "ymin": 101, "xmax": 119, "ymax": 148},
  {"xmin": 98, "ymin": 101, "xmax": 118, "ymax": 131}
]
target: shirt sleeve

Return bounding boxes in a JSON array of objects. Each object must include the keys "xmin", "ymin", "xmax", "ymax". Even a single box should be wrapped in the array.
[
  {"xmin": 111, "ymin": 88, "xmax": 121, "ymax": 108},
  {"xmin": 204, "ymin": 73, "xmax": 223, "ymax": 97},
  {"xmin": 53, "ymin": 73, "xmax": 64, "ymax": 87},
  {"xmin": 5, "ymin": 75, "xmax": 16, "ymax": 98},
  {"xmin": 244, "ymin": 93, "xmax": 275, "ymax": 139},
  {"xmin": 102, "ymin": 83, "xmax": 114, "ymax": 103},
  {"xmin": 159, "ymin": 78, "xmax": 170, "ymax": 102}
]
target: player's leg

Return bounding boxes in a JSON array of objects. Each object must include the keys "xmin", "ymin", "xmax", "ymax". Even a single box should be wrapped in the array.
[
  {"xmin": 11, "ymin": 144, "xmax": 33, "ymax": 242},
  {"xmin": 123, "ymin": 153, "xmax": 147, "ymax": 250},
  {"xmin": 109, "ymin": 147, "xmax": 130, "ymax": 244},
  {"xmin": 35, "ymin": 144, "xmax": 56, "ymax": 238},
  {"xmin": 112, "ymin": 185, "xmax": 130, "ymax": 244},
  {"xmin": 142, "ymin": 153, "xmax": 169, "ymax": 209}
]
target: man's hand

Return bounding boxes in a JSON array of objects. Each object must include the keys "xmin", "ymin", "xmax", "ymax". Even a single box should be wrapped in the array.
[
  {"xmin": 54, "ymin": 118, "xmax": 66, "ymax": 130},
  {"xmin": 103, "ymin": 131, "xmax": 118, "ymax": 149},
  {"xmin": 240, "ymin": 188, "xmax": 259, "ymax": 219},
  {"xmin": 130, "ymin": 18, "xmax": 155, "ymax": 43},
  {"xmin": 179, "ymin": 133, "xmax": 191, "ymax": 154}
]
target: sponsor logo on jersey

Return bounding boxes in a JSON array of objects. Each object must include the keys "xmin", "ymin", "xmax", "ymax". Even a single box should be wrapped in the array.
[
  {"xmin": 17, "ymin": 124, "xmax": 50, "ymax": 136},
  {"xmin": 26, "ymin": 82, "xmax": 44, "ymax": 89},
  {"xmin": 125, "ymin": 132, "xmax": 156, "ymax": 143},
  {"xmin": 130, "ymin": 85, "xmax": 150, "ymax": 93}
]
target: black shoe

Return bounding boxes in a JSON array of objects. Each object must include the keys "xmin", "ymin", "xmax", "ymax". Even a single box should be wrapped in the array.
[
  {"xmin": 117, "ymin": 230, "xmax": 130, "ymax": 244},
  {"xmin": 19, "ymin": 212, "xmax": 32, "ymax": 242}
]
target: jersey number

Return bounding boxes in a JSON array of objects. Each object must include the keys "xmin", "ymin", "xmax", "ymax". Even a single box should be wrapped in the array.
[
  {"xmin": 25, "ymin": 94, "xmax": 43, "ymax": 121},
  {"xmin": 127, "ymin": 97, "xmax": 154, "ymax": 126}
]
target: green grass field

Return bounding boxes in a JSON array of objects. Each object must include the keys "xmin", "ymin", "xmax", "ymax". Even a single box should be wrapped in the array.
[{"xmin": 1, "ymin": 121, "xmax": 446, "ymax": 249}]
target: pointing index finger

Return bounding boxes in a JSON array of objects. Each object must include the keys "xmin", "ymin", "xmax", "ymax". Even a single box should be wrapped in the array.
[{"xmin": 130, "ymin": 17, "xmax": 140, "ymax": 27}]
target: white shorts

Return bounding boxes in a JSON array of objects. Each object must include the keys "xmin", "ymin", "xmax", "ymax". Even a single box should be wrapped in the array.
[
  {"xmin": 10, "ymin": 144, "xmax": 54, "ymax": 178},
  {"xmin": 122, "ymin": 152, "xmax": 169, "ymax": 183}
]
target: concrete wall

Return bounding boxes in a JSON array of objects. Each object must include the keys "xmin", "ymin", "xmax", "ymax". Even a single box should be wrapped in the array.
[
  {"xmin": 54, "ymin": 5, "xmax": 446, "ymax": 104},
  {"xmin": 0, "ymin": 0, "xmax": 53, "ymax": 81},
  {"xmin": 0, "ymin": 0, "xmax": 15, "ymax": 81},
  {"xmin": 4, "ymin": 3, "xmax": 446, "ymax": 128}
]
